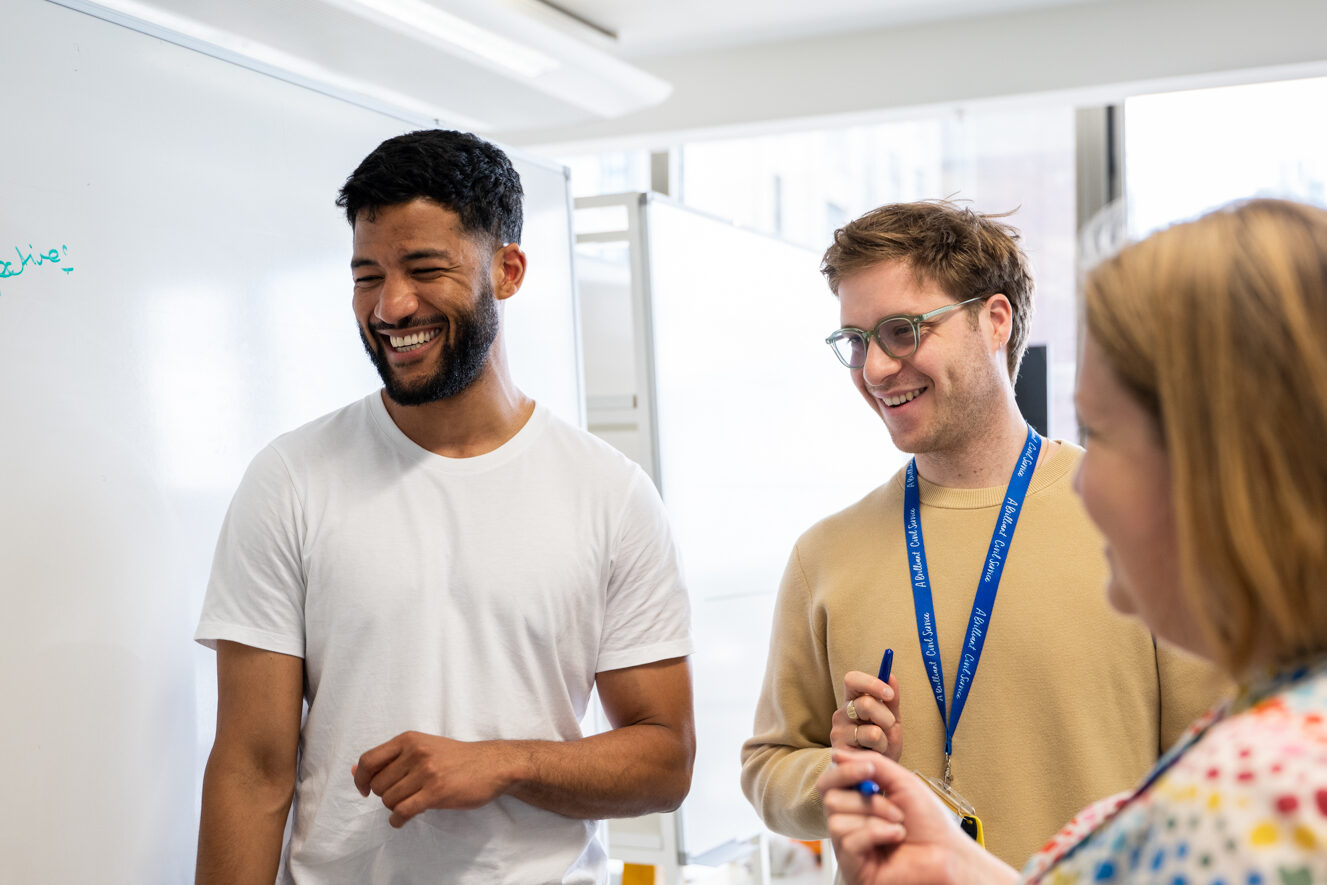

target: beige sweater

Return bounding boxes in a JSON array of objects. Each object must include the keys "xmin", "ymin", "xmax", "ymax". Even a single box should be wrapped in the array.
[{"xmin": 740, "ymin": 442, "xmax": 1225, "ymax": 867}]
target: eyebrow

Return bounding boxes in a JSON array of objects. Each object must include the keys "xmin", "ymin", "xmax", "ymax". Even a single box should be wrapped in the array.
[{"xmin": 350, "ymin": 248, "xmax": 459, "ymax": 269}]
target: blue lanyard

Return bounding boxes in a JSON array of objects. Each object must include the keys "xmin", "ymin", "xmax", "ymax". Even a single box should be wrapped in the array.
[{"xmin": 904, "ymin": 425, "xmax": 1041, "ymax": 784}]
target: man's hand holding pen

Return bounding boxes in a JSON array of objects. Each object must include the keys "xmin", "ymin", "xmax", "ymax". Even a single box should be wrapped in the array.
[{"xmin": 832, "ymin": 649, "xmax": 902, "ymax": 762}]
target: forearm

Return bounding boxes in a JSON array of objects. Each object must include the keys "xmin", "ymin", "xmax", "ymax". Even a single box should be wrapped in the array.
[
  {"xmin": 500, "ymin": 720, "xmax": 693, "ymax": 819},
  {"xmin": 196, "ymin": 756, "xmax": 294, "ymax": 884},
  {"xmin": 949, "ymin": 842, "xmax": 1021, "ymax": 885},
  {"xmin": 740, "ymin": 744, "xmax": 832, "ymax": 839}
]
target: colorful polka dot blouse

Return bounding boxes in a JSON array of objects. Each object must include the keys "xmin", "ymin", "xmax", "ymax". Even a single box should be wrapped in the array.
[{"xmin": 1021, "ymin": 656, "xmax": 1327, "ymax": 885}]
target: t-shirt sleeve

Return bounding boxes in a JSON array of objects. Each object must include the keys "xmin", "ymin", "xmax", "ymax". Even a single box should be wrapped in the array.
[
  {"xmin": 194, "ymin": 443, "xmax": 307, "ymax": 657},
  {"xmin": 596, "ymin": 467, "xmax": 692, "ymax": 673}
]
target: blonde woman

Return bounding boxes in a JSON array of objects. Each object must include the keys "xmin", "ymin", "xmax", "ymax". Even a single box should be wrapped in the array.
[{"xmin": 817, "ymin": 198, "xmax": 1327, "ymax": 885}]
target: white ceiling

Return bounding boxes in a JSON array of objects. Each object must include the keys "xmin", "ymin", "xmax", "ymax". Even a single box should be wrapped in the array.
[
  {"xmin": 541, "ymin": 0, "xmax": 1103, "ymax": 57},
  {"xmin": 61, "ymin": 0, "xmax": 1327, "ymax": 146},
  {"xmin": 55, "ymin": 0, "xmax": 674, "ymax": 131}
]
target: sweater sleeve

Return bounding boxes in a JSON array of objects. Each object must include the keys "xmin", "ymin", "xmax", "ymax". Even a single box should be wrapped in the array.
[
  {"xmin": 739, "ymin": 541, "xmax": 838, "ymax": 839},
  {"xmin": 1155, "ymin": 639, "xmax": 1232, "ymax": 753}
]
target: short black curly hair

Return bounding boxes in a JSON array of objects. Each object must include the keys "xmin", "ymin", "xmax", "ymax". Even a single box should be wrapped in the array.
[{"xmin": 336, "ymin": 129, "xmax": 523, "ymax": 247}]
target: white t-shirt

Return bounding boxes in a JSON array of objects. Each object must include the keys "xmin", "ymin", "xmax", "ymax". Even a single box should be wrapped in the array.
[{"xmin": 196, "ymin": 394, "xmax": 693, "ymax": 884}]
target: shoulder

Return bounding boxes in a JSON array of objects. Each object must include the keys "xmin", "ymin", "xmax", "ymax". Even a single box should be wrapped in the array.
[
  {"xmin": 531, "ymin": 406, "xmax": 648, "ymax": 488},
  {"xmin": 1195, "ymin": 665, "xmax": 1327, "ymax": 761},
  {"xmin": 264, "ymin": 394, "xmax": 379, "ymax": 463},
  {"xmin": 537, "ymin": 407, "xmax": 639, "ymax": 464},
  {"xmin": 518, "ymin": 409, "xmax": 666, "ymax": 533},
  {"xmin": 1146, "ymin": 671, "xmax": 1327, "ymax": 874},
  {"xmin": 1020, "ymin": 440, "xmax": 1099, "ymax": 537},
  {"xmin": 1029, "ymin": 439, "xmax": 1084, "ymax": 495},
  {"xmin": 222, "ymin": 399, "xmax": 372, "ymax": 512},
  {"xmin": 1028, "ymin": 682, "xmax": 1327, "ymax": 884}
]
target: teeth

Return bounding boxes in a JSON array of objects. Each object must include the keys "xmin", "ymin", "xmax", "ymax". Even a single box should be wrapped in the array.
[
  {"xmin": 883, "ymin": 388, "xmax": 924, "ymax": 407},
  {"xmin": 388, "ymin": 329, "xmax": 439, "ymax": 351}
]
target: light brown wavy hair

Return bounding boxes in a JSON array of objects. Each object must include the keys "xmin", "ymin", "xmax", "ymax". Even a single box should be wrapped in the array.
[
  {"xmin": 820, "ymin": 200, "xmax": 1035, "ymax": 381},
  {"xmin": 1084, "ymin": 198, "xmax": 1327, "ymax": 675}
]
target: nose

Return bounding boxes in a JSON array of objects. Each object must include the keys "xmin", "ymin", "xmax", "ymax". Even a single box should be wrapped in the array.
[
  {"xmin": 373, "ymin": 274, "xmax": 419, "ymax": 326},
  {"xmin": 861, "ymin": 337, "xmax": 903, "ymax": 387}
]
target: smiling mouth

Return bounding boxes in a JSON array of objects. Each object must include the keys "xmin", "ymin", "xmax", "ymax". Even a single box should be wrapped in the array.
[
  {"xmin": 881, "ymin": 386, "xmax": 926, "ymax": 407},
  {"xmin": 384, "ymin": 328, "xmax": 440, "ymax": 352}
]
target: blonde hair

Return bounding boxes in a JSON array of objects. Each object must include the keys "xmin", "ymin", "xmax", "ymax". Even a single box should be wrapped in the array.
[
  {"xmin": 821, "ymin": 200, "xmax": 1035, "ymax": 381},
  {"xmin": 1084, "ymin": 199, "xmax": 1327, "ymax": 674}
]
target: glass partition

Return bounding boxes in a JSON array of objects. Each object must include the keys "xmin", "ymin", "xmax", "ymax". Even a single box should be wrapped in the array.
[{"xmin": 577, "ymin": 193, "xmax": 905, "ymax": 870}]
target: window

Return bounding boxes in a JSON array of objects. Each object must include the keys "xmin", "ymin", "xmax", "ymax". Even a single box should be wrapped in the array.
[
  {"xmin": 675, "ymin": 106, "xmax": 1078, "ymax": 437},
  {"xmin": 1125, "ymin": 76, "xmax": 1327, "ymax": 236}
]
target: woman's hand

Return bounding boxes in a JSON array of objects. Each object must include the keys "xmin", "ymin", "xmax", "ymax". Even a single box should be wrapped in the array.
[{"xmin": 817, "ymin": 749, "xmax": 1018, "ymax": 885}]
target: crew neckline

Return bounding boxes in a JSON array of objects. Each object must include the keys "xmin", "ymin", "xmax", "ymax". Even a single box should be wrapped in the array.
[
  {"xmin": 891, "ymin": 440, "xmax": 1080, "ymax": 510},
  {"xmin": 365, "ymin": 392, "xmax": 548, "ymax": 475}
]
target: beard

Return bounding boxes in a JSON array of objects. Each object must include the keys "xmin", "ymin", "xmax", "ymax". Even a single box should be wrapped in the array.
[{"xmin": 359, "ymin": 280, "xmax": 500, "ymax": 406}]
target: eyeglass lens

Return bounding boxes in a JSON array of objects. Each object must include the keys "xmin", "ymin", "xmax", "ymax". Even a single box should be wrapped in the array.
[
  {"xmin": 877, "ymin": 318, "xmax": 917, "ymax": 357},
  {"xmin": 831, "ymin": 318, "xmax": 918, "ymax": 367}
]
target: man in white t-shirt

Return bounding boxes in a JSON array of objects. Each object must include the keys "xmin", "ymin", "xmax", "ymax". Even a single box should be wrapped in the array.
[{"xmin": 194, "ymin": 129, "xmax": 695, "ymax": 885}]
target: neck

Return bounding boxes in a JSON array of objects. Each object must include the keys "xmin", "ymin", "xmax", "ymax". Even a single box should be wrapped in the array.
[
  {"xmin": 913, "ymin": 401, "xmax": 1040, "ymax": 489},
  {"xmin": 382, "ymin": 353, "xmax": 535, "ymax": 458}
]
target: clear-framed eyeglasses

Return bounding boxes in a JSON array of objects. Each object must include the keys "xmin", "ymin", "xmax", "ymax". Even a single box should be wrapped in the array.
[{"xmin": 825, "ymin": 295, "xmax": 990, "ymax": 368}]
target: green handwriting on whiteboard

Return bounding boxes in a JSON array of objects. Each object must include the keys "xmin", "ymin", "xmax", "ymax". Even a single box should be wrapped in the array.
[{"xmin": 0, "ymin": 243, "xmax": 75, "ymax": 294}]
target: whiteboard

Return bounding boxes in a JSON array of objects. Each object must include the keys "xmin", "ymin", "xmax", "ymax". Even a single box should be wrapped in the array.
[{"xmin": 0, "ymin": 3, "xmax": 580, "ymax": 882}]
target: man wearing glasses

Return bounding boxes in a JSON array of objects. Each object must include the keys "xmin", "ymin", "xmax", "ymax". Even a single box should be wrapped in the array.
[{"xmin": 740, "ymin": 200, "xmax": 1219, "ymax": 866}]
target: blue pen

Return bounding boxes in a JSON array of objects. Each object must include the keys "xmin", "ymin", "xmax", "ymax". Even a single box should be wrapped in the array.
[{"xmin": 855, "ymin": 648, "xmax": 894, "ymax": 796}]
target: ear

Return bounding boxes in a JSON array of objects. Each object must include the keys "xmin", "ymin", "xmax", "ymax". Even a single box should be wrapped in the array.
[
  {"xmin": 984, "ymin": 293, "xmax": 1014, "ymax": 353},
  {"xmin": 492, "ymin": 243, "xmax": 527, "ymax": 301}
]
